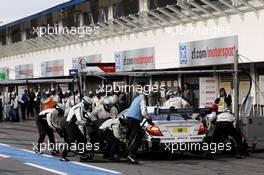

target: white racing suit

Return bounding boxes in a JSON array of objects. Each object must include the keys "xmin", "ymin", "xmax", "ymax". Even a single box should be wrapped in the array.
[
  {"xmin": 36, "ymin": 108, "xmax": 61, "ymax": 152},
  {"xmin": 206, "ymin": 111, "xmax": 243, "ymax": 154},
  {"xmin": 63, "ymin": 96, "xmax": 75, "ymax": 117},
  {"xmin": 97, "ymin": 118, "xmax": 125, "ymax": 159},
  {"xmin": 164, "ymin": 96, "xmax": 190, "ymax": 108},
  {"xmin": 62, "ymin": 102, "xmax": 94, "ymax": 159},
  {"xmin": 39, "ymin": 108, "xmax": 62, "ymax": 131},
  {"xmin": 92, "ymin": 96, "xmax": 105, "ymax": 111},
  {"xmin": 66, "ymin": 103, "xmax": 94, "ymax": 135}
]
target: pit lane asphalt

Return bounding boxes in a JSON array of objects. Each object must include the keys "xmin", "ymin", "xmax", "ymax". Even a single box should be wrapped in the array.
[{"xmin": 1, "ymin": 118, "xmax": 264, "ymax": 175}]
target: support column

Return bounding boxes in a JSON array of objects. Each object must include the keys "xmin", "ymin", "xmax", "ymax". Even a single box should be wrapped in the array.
[
  {"xmin": 178, "ymin": 74, "xmax": 182, "ymax": 89},
  {"xmin": 79, "ymin": 12, "xmax": 84, "ymax": 27},
  {"xmin": 6, "ymin": 29, "xmax": 11, "ymax": 45},
  {"xmin": 108, "ymin": 3, "xmax": 113, "ymax": 20},
  {"xmin": 250, "ymin": 63, "xmax": 256, "ymax": 104},
  {"xmin": 139, "ymin": 0, "xmax": 148, "ymax": 12},
  {"xmin": 233, "ymin": 50, "xmax": 239, "ymax": 121}
]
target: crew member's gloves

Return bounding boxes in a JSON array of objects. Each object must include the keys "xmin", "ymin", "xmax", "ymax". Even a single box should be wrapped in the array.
[{"xmin": 147, "ymin": 118, "xmax": 154, "ymax": 126}]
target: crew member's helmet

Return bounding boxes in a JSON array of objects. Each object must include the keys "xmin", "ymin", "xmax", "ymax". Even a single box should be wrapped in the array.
[
  {"xmin": 45, "ymin": 91, "xmax": 51, "ymax": 98},
  {"xmin": 50, "ymin": 88, "xmax": 56, "ymax": 95},
  {"xmin": 56, "ymin": 103, "xmax": 65, "ymax": 114},
  {"xmin": 166, "ymin": 90, "xmax": 174, "ymax": 100},
  {"xmin": 11, "ymin": 92, "xmax": 16, "ymax": 98},
  {"xmin": 103, "ymin": 98, "xmax": 113, "ymax": 111},
  {"xmin": 66, "ymin": 90, "xmax": 71, "ymax": 97},
  {"xmin": 82, "ymin": 96, "xmax": 93, "ymax": 112},
  {"xmin": 88, "ymin": 91, "xmax": 94, "ymax": 98},
  {"xmin": 95, "ymin": 89, "xmax": 100, "ymax": 97},
  {"xmin": 99, "ymin": 89, "xmax": 106, "ymax": 97}
]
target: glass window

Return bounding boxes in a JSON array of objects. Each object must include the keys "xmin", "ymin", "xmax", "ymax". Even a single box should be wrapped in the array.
[
  {"xmin": 11, "ymin": 27, "xmax": 21, "ymax": 43},
  {"xmin": 113, "ymin": 0, "xmax": 139, "ymax": 18},
  {"xmin": 148, "ymin": 0, "xmax": 177, "ymax": 10},
  {"xmin": 28, "ymin": 19, "xmax": 38, "ymax": 39},
  {"xmin": 0, "ymin": 30, "xmax": 6, "ymax": 45},
  {"xmin": 113, "ymin": 2, "xmax": 124, "ymax": 18},
  {"xmin": 62, "ymin": 8, "xmax": 80, "ymax": 27},
  {"xmin": 83, "ymin": 12, "xmax": 93, "ymax": 26}
]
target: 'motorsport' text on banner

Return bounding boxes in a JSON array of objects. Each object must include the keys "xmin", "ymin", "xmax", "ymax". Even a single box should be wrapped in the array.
[
  {"xmin": 115, "ymin": 47, "xmax": 155, "ymax": 72},
  {"xmin": 15, "ymin": 64, "xmax": 33, "ymax": 79},
  {"xmin": 41, "ymin": 59, "xmax": 64, "ymax": 77},
  {"xmin": 179, "ymin": 35, "xmax": 238, "ymax": 67}
]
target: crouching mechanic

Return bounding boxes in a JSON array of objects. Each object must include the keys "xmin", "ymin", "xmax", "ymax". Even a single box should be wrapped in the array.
[
  {"xmin": 207, "ymin": 103, "xmax": 244, "ymax": 157},
  {"xmin": 61, "ymin": 96, "xmax": 94, "ymax": 161},
  {"xmin": 87, "ymin": 98, "xmax": 118, "ymax": 147},
  {"xmin": 126, "ymin": 93, "xmax": 154, "ymax": 164},
  {"xmin": 97, "ymin": 117, "xmax": 126, "ymax": 160},
  {"xmin": 35, "ymin": 103, "xmax": 65, "ymax": 155}
]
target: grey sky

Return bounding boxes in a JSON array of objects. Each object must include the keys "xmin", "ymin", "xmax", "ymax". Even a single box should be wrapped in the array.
[{"xmin": 0, "ymin": 0, "xmax": 69, "ymax": 26}]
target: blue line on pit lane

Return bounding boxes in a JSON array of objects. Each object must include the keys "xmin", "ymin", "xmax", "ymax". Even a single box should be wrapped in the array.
[{"xmin": 0, "ymin": 144, "xmax": 121, "ymax": 175}]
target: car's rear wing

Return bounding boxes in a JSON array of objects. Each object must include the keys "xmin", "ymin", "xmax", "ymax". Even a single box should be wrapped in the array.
[{"xmin": 153, "ymin": 107, "xmax": 212, "ymax": 115}]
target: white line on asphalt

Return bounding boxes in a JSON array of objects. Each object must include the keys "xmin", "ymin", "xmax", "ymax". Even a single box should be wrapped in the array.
[
  {"xmin": 20, "ymin": 148, "xmax": 54, "ymax": 157},
  {"xmin": 20, "ymin": 149, "xmax": 35, "ymax": 154},
  {"xmin": 42, "ymin": 154, "xmax": 53, "ymax": 157},
  {"xmin": 72, "ymin": 161, "xmax": 121, "ymax": 174},
  {"xmin": 24, "ymin": 163, "xmax": 67, "ymax": 175},
  {"xmin": 0, "ymin": 154, "xmax": 10, "ymax": 158},
  {"xmin": 0, "ymin": 143, "xmax": 10, "ymax": 146}
]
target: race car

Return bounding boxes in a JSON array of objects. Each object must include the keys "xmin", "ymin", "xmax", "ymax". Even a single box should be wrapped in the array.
[{"xmin": 118, "ymin": 106, "xmax": 210, "ymax": 153}]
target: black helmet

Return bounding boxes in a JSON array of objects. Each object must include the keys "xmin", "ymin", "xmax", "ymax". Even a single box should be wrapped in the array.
[
  {"xmin": 66, "ymin": 90, "xmax": 71, "ymax": 97},
  {"xmin": 88, "ymin": 91, "xmax": 94, "ymax": 98},
  {"xmin": 45, "ymin": 91, "xmax": 50, "ymax": 98},
  {"xmin": 56, "ymin": 103, "xmax": 64, "ymax": 114}
]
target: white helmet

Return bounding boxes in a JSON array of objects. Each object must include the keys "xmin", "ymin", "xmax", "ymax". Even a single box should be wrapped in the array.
[
  {"xmin": 82, "ymin": 96, "xmax": 93, "ymax": 111},
  {"xmin": 103, "ymin": 98, "xmax": 113, "ymax": 111},
  {"xmin": 166, "ymin": 90, "xmax": 174, "ymax": 99}
]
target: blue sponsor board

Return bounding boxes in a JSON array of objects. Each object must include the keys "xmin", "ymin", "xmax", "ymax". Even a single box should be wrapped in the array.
[
  {"xmin": 115, "ymin": 53, "xmax": 122, "ymax": 71},
  {"xmin": 179, "ymin": 44, "xmax": 187, "ymax": 65},
  {"xmin": 69, "ymin": 69, "xmax": 78, "ymax": 76}
]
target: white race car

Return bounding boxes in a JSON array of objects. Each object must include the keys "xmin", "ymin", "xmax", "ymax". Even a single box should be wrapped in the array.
[{"xmin": 118, "ymin": 107, "xmax": 208, "ymax": 153}]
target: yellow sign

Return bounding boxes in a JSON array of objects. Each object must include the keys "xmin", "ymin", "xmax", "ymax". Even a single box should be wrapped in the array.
[{"xmin": 171, "ymin": 127, "xmax": 188, "ymax": 133}]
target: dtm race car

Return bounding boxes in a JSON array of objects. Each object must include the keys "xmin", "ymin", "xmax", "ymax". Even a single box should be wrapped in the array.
[{"xmin": 118, "ymin": 106, "xmax": 211, "ymax": 153}]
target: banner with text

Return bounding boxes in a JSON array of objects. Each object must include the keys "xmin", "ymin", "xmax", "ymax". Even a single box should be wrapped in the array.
[
  {"xmin": 72, "ymin": 54, "xmax": 102, "ymax": 72},
  {"xmin": 115, "ymin": 47, "xmax": 155, "ymax": 72},
  {"xmin": 41, "ymin": 59, "xmax": 64, "ymax": 77},
  {"xmin": 15, "ymin": 64, "xmax": 33, "ymax": 79},
  {"xmin": 179, "ymin": 36, "xmax": 238, "ymax": 67},
  {"xmin": 199, "ymin": 77, "xmax": 218, "ymax": 107}
]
